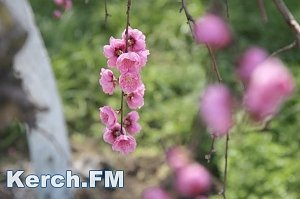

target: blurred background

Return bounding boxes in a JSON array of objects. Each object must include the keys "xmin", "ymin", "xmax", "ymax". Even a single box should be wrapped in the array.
[{"xmin": 1, "ymin": 0, "xmax": 300, "ymax": 198}]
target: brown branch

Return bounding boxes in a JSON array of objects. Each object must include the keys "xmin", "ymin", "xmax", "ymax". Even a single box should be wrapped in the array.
[
  {"xmin": 120, "ymin": 0, "xmax": 132, "ymax": 135},
  {"xmin": 220, "ymin": 134, "xmax": 229, "ymax": 199},
  {"xmin": 271, "ymin": 40, "xmax": 297, "ymax": 56},
  {"xmin": 206, "ymin": 44, "xmax": 222, "ymax": 82},
  {"xmin": 272, "ymin": 0, "xmax": 300, "ymax": 46},
  {"xmin": 225, "ymin": 0, "xmax": 229, "ymax": 18},
  {"xmin": 180, "ymin": 0, "xmax": 195, "ymax": 39},
  {"xmin": 104, "ymin": 0, "xmax": 111, "ymax": 26},
  {"xmin": 257, "ymin": 0, "xmax": 268, "ymax": 23},
  {"xmin": 205, "ymin": 137, "xmax": 215, "ymax": 163}
]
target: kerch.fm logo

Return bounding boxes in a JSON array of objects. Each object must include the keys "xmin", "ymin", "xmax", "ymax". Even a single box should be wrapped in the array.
[{"xmin": 6, "ymin": 170, "xmax": 124, "ymax": 188}]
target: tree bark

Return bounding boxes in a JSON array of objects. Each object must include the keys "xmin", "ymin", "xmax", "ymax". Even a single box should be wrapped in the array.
[{"xmin": 2, "ymin": 0, "xmax": 73, "ymax": 198}]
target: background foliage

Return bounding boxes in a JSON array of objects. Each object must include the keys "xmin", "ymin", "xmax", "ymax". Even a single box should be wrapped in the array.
[{"xmin": 19, "ymin": 0, "xmax": 300, "ymax": 198}]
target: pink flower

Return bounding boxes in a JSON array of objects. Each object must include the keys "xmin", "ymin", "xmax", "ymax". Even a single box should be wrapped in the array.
[
  {"xmin": 200, "ymin": 84, "xmax": 233, "ymax": 137},
  {"xmin": 103, "ymin": 37, "xmax": 126, "ymax": 67},
  {"xmin": 103, "ymin": 123, "xmax": 125, "ymax": 144},
  {"xmin": 126, "ymin": 84, "xmax": 145, "ymax": 109},
  {"xmin": 99, "ymin": 106, "xmax": 118, "ymax": 128},
  {"xmin": 122, "ymin": 27, "xmax": 146, "ymax": 52},
  {"xmin": 116, "ymin": 52, "xmax": 142, "ymax": 73},
  {"xmin": 244, "ymin": 58, "xmax": 295, "ymax": 121},
  {"xmin": 112, "ymin": 135, "xmax": 137, "ymax": 155},
  {"xmin": 53, "ymin": 10, "xmax": 62, "ymax": 19},
  {"xmin": 119, "ymin": 72, "xmax": 142, "ymax": 94},
  {"xmin": 166, "ymin": 147, "xmax": 191, "ymax": 171},
  {"xmin": 142, "ymin": 187, "xmax": 171, "ymax": 199},
  {"xmin": 175, "ymin": 163, "xmax": 212, "ymax": 197},
  {"xmin": 237, "ymin": 46, "xmax": 268, "ymax": 84},
  {"xmin": 138, "ymin": 50, "xmax": 150, "ymax": 68},
  {"xmin": 194, "ymin": 14, "xmax": 231, "ymax": 49},
  {"xmin": 123, "ymin": 111, "xmax": 141, "ymax": 135},
  {"xmin": 99, "ymin": 68, "xmax": 116, "ymax": 95}
]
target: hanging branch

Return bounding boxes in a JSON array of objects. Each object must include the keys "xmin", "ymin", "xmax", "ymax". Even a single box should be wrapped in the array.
[
  {"xmin": 179, "ymin": 3, "xmax": 230, "ymax": 198},
  {"xmin": 271, "ymin": 40, "xmax": 297, "ymax": 56},
  {"xmin": 257, "ymin": 0, "xmax": 268, "ymax": 23},
  {"xmin": 179, "ymin": 0, "xmax": 195, "ymax": 39},
  {"xmin": 205, "ymin": 136, "xmax": 215, "ymax": 163},
  {"xmin": 272, "ymin": 0, "xmax": 300, "ymax": 46},
  {"xmin": 104, "ymin": 0, "xmax": 111, "ymax": 27},
  {"xmin": 120, "ymin": 0, "xmax": 132, "ymax": 134},
  {"xmin": 206, "ymin": 44, "xmax": 222, "ymax": 82},
  {"xmin": 224, "ymin": 0, "xmax": 229, "ymax": 18}
]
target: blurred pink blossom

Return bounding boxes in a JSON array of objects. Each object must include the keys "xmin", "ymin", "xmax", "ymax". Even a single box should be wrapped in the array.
[
  {"xmin": 175, "ymin": 163, "xmax": 212, "ymax": 197},
  {"xmin": 142, "ymin": 187, "xmax": 171, "ymax": 199},
  {"xmin": 123, "ymin": 111, "xmax": 141, "ymax": 135},
  {"xmin": 200, "ymin": 84, "xmax": 233, "ymax": 137},
  {"xmin": 99, "ymin": 106, "xmax": 118, "ymax": 128},
  {"xmin": 53, "ymin": 0, "xmax": 72, "ymax": 12},
  {"xmin": 53, "ymin": 10, "xmax": 62, "ymax": 19},
  {"xmin": 54, "ymin": 0, "xmax": 64, "ymax": 6},
  {"xmin": 63, "ymin": 0, "xmax": 72, "ymax": 11},
  {"xmin": 244, "ymin": 58, "xmax": 295, "ymax": 121},
  {"xmin": 112, "ymin": 135, "xmax": 137, "ymax": 154},
  {"xmin": 99, "ymin": 68, "xmax": 116, "ymax": 95},
  {"xmin": 237, "ymin": 46, "xmax": 268, "ymax": 84},
  {"xmin": 194, "ymin": 14, "xmax": 231, "ymax": 49},
  {"xmin": 166, "ymin": 146, "xmax": 191, "ymax": 171}
]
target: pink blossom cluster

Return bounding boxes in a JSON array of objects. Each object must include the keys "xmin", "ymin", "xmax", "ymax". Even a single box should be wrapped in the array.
[
  {"xmin": 238, "ymin": 49, "xmax": 295, "ymax": 121},
  {"xmin": 53, "ymin": 0, "xmax": 72, "ymax": 19},
  {"xmin": 99, "ymin": 27, "xmax": 149, "ymax": 155},
  {"xmin": 143, "ymin": 147, "xmax": 212, "ymax": 199},
  {"xmin": 199, "ymin": 47, "xmax": 295, "ymax": 137}
]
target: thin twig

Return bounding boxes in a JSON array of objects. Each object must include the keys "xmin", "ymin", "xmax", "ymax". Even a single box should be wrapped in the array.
[
  {"xmin": 271, "ymin": 40, "xmax": 297, "ymax": 56},
  {"xmin": 104, "ymin": 0, "xmax": 111, "ymax": 27},
  {"xmin": 120, "ymin": 0, "xmax": 132, "ymax": 134},
  {"xmin": 257, "ymin": 0, "xmax": 268, "ymax": 23},
  {"xmin": 180, "ymin": 0, "xmax": 195, "ymax": 39},
  {"xmin": 206, "ymin": 44, "xmax": 222, "ymax": 82},
  {"xmin": 205, "ymin": 137, "xmax": 215, "ymax": 163},
  {"xmin": 272, "ymin": 0, "xmax": 300, "ymax": 46},
  {"xmin": 225, "ymin": 0, "xmax": 229, "ymax": 18},
  {"xmin": 221, "ymin": 134, "xmax": 229, "ymax": 199}
]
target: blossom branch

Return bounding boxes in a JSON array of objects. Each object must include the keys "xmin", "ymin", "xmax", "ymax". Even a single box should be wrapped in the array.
[
  {"xmin": 271, "ymin": 40, "xmax": 297, "ymax": 56},
  {"xmin": 257, "ymin": 0, "xmax": 268, "ymax": 23},
  {"xmin": 206, "ymin": 44, "xmax": 222, "ymax": 82},
  {"xmin": 120, "ymin": 0, "xmax": 132, "ymax": 134},
  {"xmin": 179, "ymin": 0, "xmax": 195, "ymax": 38},
  {"xmin": 221, "ymin": 134, "xmax": 229, "ymax": 199},
  {"xmin": 225, "ymin": 0, "xmax": 229, "ymax": 18},
  {"xmin": 272, "ymin": 0, "xmax": 300, "ymax": 46},
  {"xmin": 205, "ymin": 136, "xmax": 215, "ymax": 163}
]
